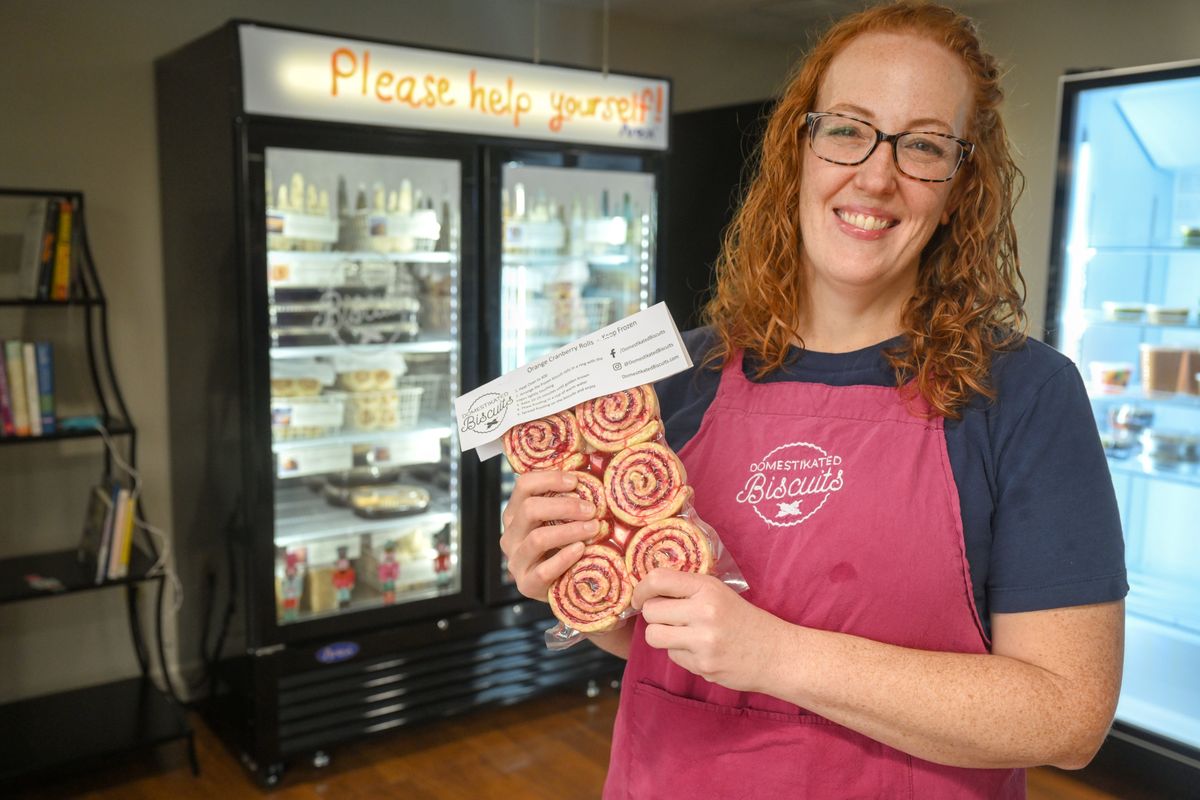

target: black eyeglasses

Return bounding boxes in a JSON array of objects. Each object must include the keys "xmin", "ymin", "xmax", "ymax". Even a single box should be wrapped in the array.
[{"xmin": 804, "ymin": 111, "xmax": 974, "ymax": 183}]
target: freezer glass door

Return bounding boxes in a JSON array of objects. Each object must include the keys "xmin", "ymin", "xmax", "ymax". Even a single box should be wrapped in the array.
[
  {"xmin": 1053, "ymin": 74, "xmax": 1200, "ymax": 751},
  {"xmin": 497, "ymin": 162, "xmax": 657, "ymax": 589},
  {"xmin": 265, "ymin": 147, "xmax": 462, "ymax": 625}
]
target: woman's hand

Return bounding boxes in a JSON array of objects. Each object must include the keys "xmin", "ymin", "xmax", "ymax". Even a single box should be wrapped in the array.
[
  {"xmin": 633, "ymin": 569, "xmax": 786, "ymax": 693},
  {"xmin": 500, "ymin": 470, "xmax": 600, "ymax": 601}
]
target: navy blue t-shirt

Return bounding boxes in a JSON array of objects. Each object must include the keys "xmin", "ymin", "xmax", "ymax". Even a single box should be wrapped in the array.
[{"xmin": 656, "ymin": 328, "xmax": 1129, "ymax": 638}]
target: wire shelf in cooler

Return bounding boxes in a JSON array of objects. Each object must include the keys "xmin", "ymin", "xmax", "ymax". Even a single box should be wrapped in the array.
[
  {"xmin": 272, "ymin": 421, "xmax": 452, "ymax": 454},
  {"xmin": 1087, "ymin": 244, "xmax": 1200, "ymax": 255},
  {"xmin": 270, "ymin": 336, "xmax": 456, "ymax": 359},
  {"xmin": 273, "ymin": 484, "xmax": 456, "ymax": 547},
  {"xmin": 268, "ymin": 249, "xmax": 457, "ymax": 264},
  {"xmin": 1081, "ymin": 310, "xmax": 1200, "ymax": 332},
  {"xmin": 500, "ymin": 253, "xmax": 570, "ymax": 267},
  {"xmin": 1088, "ymin": 386, "xmax": 1200, "ymax": 409},
  {"xmin": 1106, "ymin": 454, "xmax": 1200, "ymax": 487},
  {"xmin": 587, "ymin": 253, "xmax": 633, "ymax": 267}
]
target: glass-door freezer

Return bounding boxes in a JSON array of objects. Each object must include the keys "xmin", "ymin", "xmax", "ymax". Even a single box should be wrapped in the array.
[
  {"xmin": 253, "ymin": 141, "xmax": 474, "ymax": 637},
  {"xmin": 1046, "ymin": 60, "xmax": 1200, "ymax": 789}
]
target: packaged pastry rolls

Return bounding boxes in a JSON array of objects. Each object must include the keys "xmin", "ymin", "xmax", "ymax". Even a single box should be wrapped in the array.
[{"xmin": 502, "ymin": 383, "xmax": 747, "ymax": 649}]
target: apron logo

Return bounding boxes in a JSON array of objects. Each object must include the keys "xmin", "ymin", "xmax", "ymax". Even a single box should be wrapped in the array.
[{"xmin": 736, "ymin": 441, "xmax": 846, "ymax": 528}]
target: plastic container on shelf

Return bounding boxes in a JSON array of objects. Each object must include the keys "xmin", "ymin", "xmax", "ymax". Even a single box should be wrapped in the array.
[
  {"xmin": 396, "ymin": 373, "xmax": 448, "ymax": 417},
  {"xmin": 344, "ymin": 386, "xmax": 423, "ymax": 431},
  {"xmin": 1089, "ymin": 361, "xmax": 1134, "ymax": 393},
  {"xmin": 1103, "ymin": 301, "xmax": 1146, "ymax": 322},
  {"xmin": 271, "ymin": 360, "xmax": 335, "ymax": 398},
  {"xmin": 1140, "ymin": 345, "xmax": 1187, "ymax": 393},
  {"xmin": 1145, "ymin": 305, "xmax": 1190, "ymax": 325},
  {"xmin": 340, "ymin": 209, "xmax": 440, "ymax": 253},
  {"xmin": 1140, "ymin": 429, "xmax": 1200, "ymax": 464},
  {"xmin": 1108, "ymin": 404, "xmax": 1154, "ymax": 450},
  {"xmin": 1180, "ymin": 352, "xmax": 1200, "ymax": 395},
  {"xmin": 349, "ymin": 484, "xmax": 431, "ymax": 519},
  {"xmin": 266, "ymin": 209, "xmax": 338, "ymax": 252},
  {"xmin": 271, "ymin": 392, "xmax": 347, "ymax": 440},
  {"xmin": 331, "ymin": 352, "xmax": 408, "ymax": 392}
]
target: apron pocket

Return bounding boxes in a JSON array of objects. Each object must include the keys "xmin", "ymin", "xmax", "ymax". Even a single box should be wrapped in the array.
[{"xmin": 626, "ymin": 680, "xmax": 913, "ymax": 800}]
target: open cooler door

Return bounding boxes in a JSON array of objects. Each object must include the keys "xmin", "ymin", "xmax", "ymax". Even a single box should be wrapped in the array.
[{"xmin": 1046, "ymin": 61, "xmax": 1200, "ymax": 793}]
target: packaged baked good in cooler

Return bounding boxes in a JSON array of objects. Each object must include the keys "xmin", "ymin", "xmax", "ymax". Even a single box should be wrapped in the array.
[
  {"xmin": 331, "ymin": 352, "xmax": 408, "ymax": 392},
  {"xmin": 270, "ymin": 360, "xmax": 335, "ymax": 398},
  {"xmin": 270, "ymin": 392, "xmax": 347, "ymax": 441},
  {"xmin": 503, "ymin": 384, "xmax": 747, "ymax": 648},
  {"xmin": 349, "ymin": 484, "xmax": 432, "ymax": 519}
]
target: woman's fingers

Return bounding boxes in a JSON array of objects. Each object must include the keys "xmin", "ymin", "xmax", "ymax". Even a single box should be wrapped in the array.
[
  {"xmin": 503, "ymin": 470, "xmax": 574, "ymax": 528},
  {"xmin": 510, "ymin": 519, "xmax": 597, "ymax": 575},
  {"xmin": 526, "ymin": 541, "xmax": 586, "ymax": 595}
]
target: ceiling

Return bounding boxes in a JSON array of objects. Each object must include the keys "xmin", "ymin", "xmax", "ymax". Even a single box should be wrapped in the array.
[{"xmin": 547, "ymin": 0, "xmax": 1012, "ymax": 44}]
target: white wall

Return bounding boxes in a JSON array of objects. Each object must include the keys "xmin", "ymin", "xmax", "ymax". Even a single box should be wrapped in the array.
[{"xmin": 0, "ymin": 0, "xmax": 792, "ymax": 701}]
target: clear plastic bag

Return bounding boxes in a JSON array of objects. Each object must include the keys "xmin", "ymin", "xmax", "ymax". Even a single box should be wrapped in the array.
[{"xmin": 502, "ymin": 383, "xmax": 748, "ymax": 649}]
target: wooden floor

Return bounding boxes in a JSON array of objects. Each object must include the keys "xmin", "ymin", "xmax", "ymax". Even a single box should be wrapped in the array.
[{"xmin": 10, "ymin": 686, "xmax": 1142, "ymax": 799}]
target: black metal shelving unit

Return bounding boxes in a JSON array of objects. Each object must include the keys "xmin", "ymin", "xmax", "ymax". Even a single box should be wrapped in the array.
[{"xmin": 0, "ymin": 188, "xmax": 195, "ymax": 782}]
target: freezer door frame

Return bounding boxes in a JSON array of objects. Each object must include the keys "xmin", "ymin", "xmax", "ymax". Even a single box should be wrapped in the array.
[{"xmin": 239, "ymin": 118, "xmax": 483, "ymax": 645}]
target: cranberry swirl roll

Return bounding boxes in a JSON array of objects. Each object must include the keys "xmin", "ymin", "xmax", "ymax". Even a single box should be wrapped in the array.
[
  {"xmin": 544, "ymin": 471, "xmax": 610, "ymax": 544},
  {"xmin": 625, "ymin": 518, "xmax": 712, "ymax": 584},
  {"xmin": 503, "ymin": 411, "xmax": 586, "ymax": 474},
  {"xmin": 575, "ymin": 385, "xmax": 663, "ymax": 453},
  {"xmin": 548, "ymin": 544, "xmax": 633, "ymax": 633},
  {"xmin": 604, "ymin": 442, "xmax": 693, "ymax": 526}
]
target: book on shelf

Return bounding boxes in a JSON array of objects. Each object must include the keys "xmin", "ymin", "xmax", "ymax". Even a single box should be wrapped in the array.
[
  {"xmin": 78, "ymin": 480, "xmax": 139, "ymax": 583},
  {"xmin": 16, "ymin": 197, "xmax": 51, "ymax": 299},
  {"xmin": 50, "ymin": 198, "xmax": 74, "ymax": 301},
  {"xmin": 3, "ymin": 339, "xmax": 31, "ymax": 436},
  {"xmin": 78, "ymin": 482, "xmax": 111, "ymax": 574},
  {"xmin": 0, "ymin": 345, "xmax": 14, "ymax": 435},
  {"xmin": 22, "ymin": 341, "xmax": 41, "ymax": 437},
  {"xmin": 0, "ymin": 339, "xmax": 55, "ymax": 437},
  {"xmin": 35, "ymin": 341, "xmax": 56, "ymax": 434},
  {"xmin": 0, "ymin": 195, "xmax": 80, "ymax": 301},
  {"xmin": 36, "ymin": 200, "xmax": 60, "ymax": 300},
  {"xmin": 107, "ymin": 486, "xmax": 131, "ymax": 580}
]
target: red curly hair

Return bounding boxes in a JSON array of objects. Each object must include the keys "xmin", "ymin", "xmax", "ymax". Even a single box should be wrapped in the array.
[{"xmin": 701, "ymin": 0, "xmax": 1027, "ymax": 418}]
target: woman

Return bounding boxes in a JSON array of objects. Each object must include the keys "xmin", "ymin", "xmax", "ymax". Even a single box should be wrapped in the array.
[{"xmin": 501, "ymin": 3, "xmax": 1127, "ymax": 797}]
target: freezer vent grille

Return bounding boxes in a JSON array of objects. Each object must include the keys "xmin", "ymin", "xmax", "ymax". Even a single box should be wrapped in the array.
[{"xmin": 276, "ymin": 619, "xmax": 620, "ymax": 756}]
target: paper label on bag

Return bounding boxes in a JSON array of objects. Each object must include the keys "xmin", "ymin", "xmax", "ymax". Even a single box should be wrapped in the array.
[{"xmin": 455, "ymin": 302, "xmax": 692, "ymax": 458}]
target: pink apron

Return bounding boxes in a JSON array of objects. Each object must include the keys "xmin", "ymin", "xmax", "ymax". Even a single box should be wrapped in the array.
[{"xmin": 604, "ymin": 350, "xmax": 1024, "ymax": 799}]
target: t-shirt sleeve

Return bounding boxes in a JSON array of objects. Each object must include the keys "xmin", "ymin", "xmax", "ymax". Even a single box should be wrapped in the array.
[
  {"xmin": 654, "ymin": 327, "xmax": 722, "ymax": 453},
  {"xmin": 987, "ymin": 363, "xmax": 1129, "ymax": 613}
]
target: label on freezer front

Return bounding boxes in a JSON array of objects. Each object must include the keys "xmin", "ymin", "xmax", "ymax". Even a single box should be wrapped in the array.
[
  {"xmin": 455, "ymin": 302, "xmax": 691, "ymax": 459},
  {"xmin": 239, "ymin": 25, "xmax": 670, "ymax": 150}
]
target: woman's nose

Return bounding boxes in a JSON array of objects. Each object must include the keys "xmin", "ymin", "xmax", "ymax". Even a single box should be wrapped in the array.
[{"xmin": 853, "ymin": 140, "xmax": 900, "ymax": 193}]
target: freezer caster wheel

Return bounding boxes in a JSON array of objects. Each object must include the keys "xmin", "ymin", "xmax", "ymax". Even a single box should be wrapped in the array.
[
  {"xmin": 313, "ymin": 750, "xmax": 331, "ymax": 769},
  {"xmin": 262, "ymin": 763, "xmax": 284, "ymax": 787}
]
